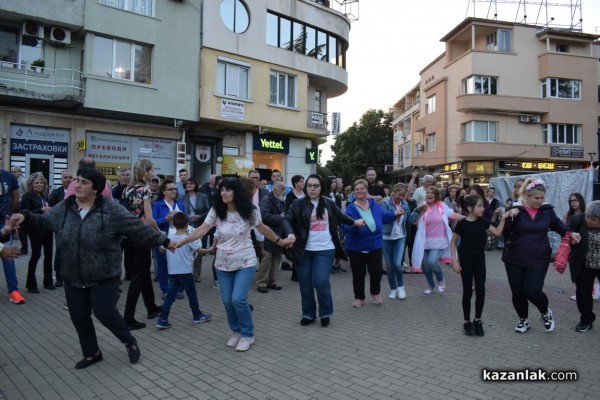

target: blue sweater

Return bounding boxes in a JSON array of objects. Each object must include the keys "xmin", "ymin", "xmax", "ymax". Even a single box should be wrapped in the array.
[{"xmin": 342, "ymin": 198, "xmax": 396, "ymax": 252}]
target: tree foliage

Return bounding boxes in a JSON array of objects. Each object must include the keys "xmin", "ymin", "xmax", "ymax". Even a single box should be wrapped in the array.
[{"xmin": 325, "ymin": 108, "xmax": 393, "ymax": 185}]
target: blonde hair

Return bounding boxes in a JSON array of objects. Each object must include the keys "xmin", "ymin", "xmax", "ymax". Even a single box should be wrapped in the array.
[
  {"xmin": 520, "ymin": 177, "xmax": 546, "ymax": 198},
  {"xmin": 26, "ymin": 172, "xmax": 48, "ymax": 193},
  {"xmin": 352, "ymin": 179, "xmax": 368, "ymax": 191},
  {"xmin": 130, "ymin": 159, "xmax": 153, "ymax": 186}
]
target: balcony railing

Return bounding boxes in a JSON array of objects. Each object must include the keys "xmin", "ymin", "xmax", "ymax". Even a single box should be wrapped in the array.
[
  {"xmin": 0, "ymin": 62, "xmax": 83, "ymax": 102},
  {"xmin": 307, "ymin": 111, "xmax": 327, "ymax": 131}
]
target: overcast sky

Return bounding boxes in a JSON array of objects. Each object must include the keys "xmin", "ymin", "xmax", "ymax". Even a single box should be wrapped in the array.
[{"xmin": 321, "ymin": 0, "xmax": 600, "ymax": 163}]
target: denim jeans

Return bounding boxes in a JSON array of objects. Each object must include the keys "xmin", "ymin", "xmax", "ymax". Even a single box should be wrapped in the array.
[
  {"xmin": 216, "ymin": 267, "xmax": 255, "ymax": 338},
  {"xmin": 296, "ymin": 249, "xmax": 335, "ymax": 320},
  {"xmin": 383, "ymin": 237, "xmax": 406, "ymax": 290},
  {"xmin": 160, "ymin": 273, "xmax": 202, "ymax": 320},
  {"xmin": 65, "ymin": 280, "xmax": 135, "ymax": 357},
  {"xmin": 422, "ymin": 248, "xmax": 445, "ymax": 289},
  {"xmin": 0, "ymin": 231, "xmax": 19, "ymax": 294}
]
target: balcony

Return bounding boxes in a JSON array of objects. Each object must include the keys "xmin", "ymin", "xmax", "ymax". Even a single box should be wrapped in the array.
[
  {"xmin": 0, "ymin": 62, "xmax": 83, "ymax": 106},
  {"xmin": 456, "ymin": 94, "xmax": 547, "ymax": 114},
  {"xmin": 307, "ymin": 111, "xmax": 327, "ymax": 131}
]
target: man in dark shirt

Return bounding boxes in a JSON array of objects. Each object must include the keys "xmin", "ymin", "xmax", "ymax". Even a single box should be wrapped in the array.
[
  {"xmin": 366, "ymin": 167, "xmax": 386, "ymax": 203},
  {"xmin": 111, "ymin": 167, "xmax": 131, "ymax": 207},
  {"xmin": 48, "ymin": 169, "xmax": 73, "ymax": 206}
]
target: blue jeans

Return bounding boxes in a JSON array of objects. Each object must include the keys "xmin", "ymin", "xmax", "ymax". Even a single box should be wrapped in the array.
[
  {"xmin": 216, "ymin": 267, "xmax": 255, "ymax": 338},
  {"xmin": 160, "ymin": 273, "xmax": 201, "ymax": 320},
  {"xmin": 383, "ymin": 237, "xmax": 406, "ymax": 290},
  {"xmin": 1, "ymin": 232, "xmax": 19, "ymax": 294},
  {"xmin": 296, "ymin": 249, "xmax": 335, "ymax": 320},
  {"xmin": 422, "ymin": 248, "xmax": 444, "ymax": 289}
]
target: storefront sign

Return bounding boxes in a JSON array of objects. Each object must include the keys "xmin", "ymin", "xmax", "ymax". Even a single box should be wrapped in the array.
[
  {"xmin": 132, "ymin": 137, "xmax": 177, "ymax": 176},
  {"xmin": 305, "ymin": 148, "xmax": 319, "ymax": 164},
  {"xmin": 220, "ymin": 99, "xmax": 245, "ymax": 121},
  {"xmin": 550, "ymin": 146, "xmax": 583, "ymax": 158},
  {"xmin": 253, "ymin": 134, "xmax": 289, "ymax": 154},
  {"xmin": 465, "ymin": 161, "xmax": 494, "ymax": 175},
  {"xmin": 500, "ymin": 161, "xmax": 558, "ymax": 171},
  {"xmin": 10, "ymin": 139, "xmax": 68, "ymax": 156},
  {"xmin": 443, "ymin": 162, "xmax": 461, "ymax": 172},
  {"xmin": 222, "ymin": 156, "xmax": 254, "ymax": 176},
  {"xmin": 10, "ymin": 124, "xmax": 69, "ymax": 142},
  {"xmin": 222, "ymin": 146, "xmax": 239, "ymax": 156}
]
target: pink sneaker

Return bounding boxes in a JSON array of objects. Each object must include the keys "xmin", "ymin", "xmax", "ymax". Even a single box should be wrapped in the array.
[
  {"xmin": 372, "ymin": 294, "xmax": 383, "ymax": 304},
  {"xmin": 352, "ymin": 299, "xmax": 364, "ymax": 308}
]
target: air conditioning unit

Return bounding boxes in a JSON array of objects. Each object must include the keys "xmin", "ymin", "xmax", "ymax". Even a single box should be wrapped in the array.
[
  {"xmin": 519, "ymin": 114, "xmax": 541, "ymax": 124},
  {"xmin": 22, "ymin": 21, "xmax": 44, "ymax": 38},
  {"xmin": 50, "ymin": 26, "xmax": 71, "ymax": 46},
  {"xmin": 415, "ymin": 143, "xmax": 424, "ymax": 151}
]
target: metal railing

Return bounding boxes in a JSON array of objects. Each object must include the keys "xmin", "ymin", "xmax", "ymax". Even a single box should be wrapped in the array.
[
  {"xmin": 307, "ymin": 110, "xmax": 327, "ymax": 131},
  {"xmin": 0, "ymin": 62, "xmax": 83, "ymax": 101}
]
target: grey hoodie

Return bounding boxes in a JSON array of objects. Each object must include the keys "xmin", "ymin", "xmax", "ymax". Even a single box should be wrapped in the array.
[{"xmin": 24, "ymin": 195, "xmax": 166, "ymax": 287}]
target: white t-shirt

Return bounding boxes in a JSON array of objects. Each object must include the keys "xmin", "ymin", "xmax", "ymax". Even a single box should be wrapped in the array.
[
  {"xmin": 167, "ymin": 232, "xmax": 201, "ymax": 275},
  {"xmin": 305, "ymin": 200, "xmax": 335, "ymax": 251},
  {"xmin": 204, "ymin": 207, "xmax": 261, "ymax": 271}
]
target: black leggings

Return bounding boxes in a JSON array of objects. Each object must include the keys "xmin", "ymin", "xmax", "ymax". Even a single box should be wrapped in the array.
[
  {"xmin": 504, "ymin": 262, "xmax": 549, "ymax": 319},
  {"xmin": 349, "ymin": 248, "xmax": 383, "ymax": 300},
  {"xmin": 458, "ymin": 251, "xmax": 486, "ymax": 320}
]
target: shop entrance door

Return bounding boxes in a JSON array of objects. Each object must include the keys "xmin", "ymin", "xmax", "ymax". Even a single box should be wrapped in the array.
[{"xmin": 26, "ymin": 154, "xmax": 53, "ymax": 184}]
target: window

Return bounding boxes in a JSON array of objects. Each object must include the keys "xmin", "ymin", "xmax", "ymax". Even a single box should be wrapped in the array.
[
  {"xmin": 486, "ymin": 29, "xmax": 512, "ymax": 52},
  {"xmin": 462, "ymin": 75, "xmax": 498, "ymax": 95},
  {"xmin": 541, "ymin": 78, "xmax": 581, "ymax": 100},
  {"xmin": 270, "ymin": 71, "xmax": 296, "ymax": 108},
  {"xmin": 426, "ymin": 133, "xmax": 436, "ymax": 152},
  {"xmin": 98, "ymin": 0, "xmax": 154, "ymax": 17},
  {"xmin": 463, "ymin": 121, "xmax": 497, "ymax": 142},
  {"xmin": 217, "ymin": 57, "xmax": 249, "ymax": 99},
  {"xmin": 266, "ymin": 11, "xmax": 346, "ymax": 68},
  {"xmin": 543, "ymin": 123, "xmax": 581, "ymax": 145},
  {"xmin": 0, "ymin": 25, "xmax": 42, "ymax": 66},
  {"xmin": 556, "ymin": 44, "xmax": 569, "ymax": 53},
  {"xmin": 220, "ymin": 0, "xmax": 250, "ymax": 33},
  {"xmin": 92, "ymin": 36, "xmax": 151, "ymax": 84},
  {"xmin": 425, "ymin": 95, "xmax": 436, "ymax": 115},
  {"xmin": 314, "ymin": 90, "xmax": 322, "ymax": 112}
]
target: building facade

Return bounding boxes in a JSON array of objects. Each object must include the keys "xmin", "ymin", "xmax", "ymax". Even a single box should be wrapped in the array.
[
  {"xmin": 0, "ymin": 0, "xmax": 350, "ymax": 188},
  {"xmin": 389, "ymin": 17, "xmax": 599, "ymax": 188}
]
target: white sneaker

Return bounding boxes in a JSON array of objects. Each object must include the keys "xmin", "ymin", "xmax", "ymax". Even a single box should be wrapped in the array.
[
  {"xmin": 397, "ymin": 286, "xmax": 406, "ymax": 299},
  {"xmin": 235, "ymin": 336, "xmax": 254, "ymax": 351},
  {"xmin": 437, "ymin": 282, "xmax": 445, "ymax": 293},
  {"xmin": 226, "ymin": 332, "xmax": 241, "ymax": 347},
  {"xmin": 515, "ymin": 319, "xmax": 530, "ymax": 333},
  {"xmin": 570, "ymin": 294, "xmax": 577, "ymax": 301},
  {"xmin": 541, "ymin": 308, "xmax": 555, "ymax": 332},
  {"xmin": 424, "ymin": 288, "xmax": 433, "ymax": 295},
  {"xmin": 388, "ymin": 289, "xmax": 398, "ymax": 299}
]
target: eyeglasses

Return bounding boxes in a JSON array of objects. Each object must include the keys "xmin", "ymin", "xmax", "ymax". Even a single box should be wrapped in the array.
[{"xmin": 307, "ymin": 184, "xmax": 320, "ymax": 189}]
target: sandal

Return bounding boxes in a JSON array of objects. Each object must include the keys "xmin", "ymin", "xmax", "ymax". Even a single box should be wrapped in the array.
[{"xmin": 126, "ymin": 340, "xmax": 141, "ymax": 364}]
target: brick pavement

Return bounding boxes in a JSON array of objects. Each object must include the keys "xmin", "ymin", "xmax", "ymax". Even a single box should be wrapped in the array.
[{"xmin": 0, "ymin": 248, "xmax": 598, "ymax": 399}]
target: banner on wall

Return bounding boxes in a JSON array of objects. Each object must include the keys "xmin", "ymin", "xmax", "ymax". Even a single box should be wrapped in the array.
[
  {"xmin": 131, "ymin": 137, "xmax": 177, "ymax": 176},
  {"xmin": 222, "ymin": 156, "xmax": 254, "ymax": 176}
]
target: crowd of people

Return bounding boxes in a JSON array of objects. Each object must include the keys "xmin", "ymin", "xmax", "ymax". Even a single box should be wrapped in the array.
[{"xmin": 1, "ymin": 161, "xmax": 597, "ymax": 369}]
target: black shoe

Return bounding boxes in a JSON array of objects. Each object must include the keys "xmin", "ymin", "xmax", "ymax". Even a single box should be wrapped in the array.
[
  {"xmin": 473, "ymin": 319, "xmax": 484, "ymax": 337},
  {"xmin": 300, "ymin": 318, "xmax": 314, "ymax": 326},
  {"xmin": 55, "ymin": 281, "xmax": 64, "ymax": 288},
  {"xmin": 126, "ymin": 340, "xmax": 141, "ymax": 364},
  {"xmin": 257, "ymin": 287, "xmax": 268, "ymax": 293},
  {"xmin": 126, "ymin": 320, "xmax": 146, "ymax": 330},
  {"xmin": 463, "ymin": 321, "xmax": 475, "ymax": 336},
  {"xmin": 28, "ymin": 288, "xmax": 40, "ymax": 294},
  {"xmin": 147, "ymin": 308, "xmax": 161, "ymax": 319},
  {"xmin": 575, "ymin": 321, "xmax": 593, "ymax": 332},
  {"xmin": 75, "ymin": 351, "xmax": 103, "ymax": 369},
  {"xmin": 267, "ymin": 285, "xmax": 282, "ymax": 290},
  {"xmin": 320, "ymin": 317, "xmax": 330, "ymax": 327},
  {"xmin": 45, "ymin": 285, "xmax": 56, "ymax": 291}
]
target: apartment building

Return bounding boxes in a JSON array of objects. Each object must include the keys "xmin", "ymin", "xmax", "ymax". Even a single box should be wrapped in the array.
[
  {"xmin": 390, "ymin": 83, "xmax": 419, "ymax": 178},
  {"xmin": 0, "ymin": 0, "xmax": 202, "ymax": 187},
  {"xmin": 391, "ymin": 17, "xmax": 599, "ymax": 188},
  {"xmin": 0, "ymin": 0, "xmax": 349, "ymax": 188},
  {"xmin": 196, "ymin": 0, "xmax": 350, "ymax": 183}
]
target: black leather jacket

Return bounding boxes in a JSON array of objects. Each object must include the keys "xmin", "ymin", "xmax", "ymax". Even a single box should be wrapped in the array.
[{"xmin": 282, "ymin": 196, "xmax": 355, "ymax": 265}]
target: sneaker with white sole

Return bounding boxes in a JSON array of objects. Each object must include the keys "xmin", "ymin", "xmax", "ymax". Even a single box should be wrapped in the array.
[
  {"xmin": 388, "ymin": 289, "xmax": 398, "ymax": 299},
  {"xmin": 570, "ymin": 294, "xmax": 577, "ymax": 301},
  {"xmin": 156, "ymin": 318, "xmax": 172, "ymax": 329},
  {"xmin": 226, "ymin": 332, "xmax": 241, "ymax": 347},
  {"xmin": 515, "ymin": 319, "xmax": 530, "ymax": 333},
  {"xmin": 424, "ymin": 288, "xmax": 434, "ymax": 295},
  {"xmin": 575, "ymin": 321, "xmax": 593, "ymax": 332},
  {"xmin": 193, "ymin": 312, "xmax": 212, "ymax": 323},
  {"xmin": 541, "ymin": 308, "xmax": 555, "ymax": 332},
  {"xmin": 235, "ymin": 336, "xmax": 254, "ymax": 351},
  {"xmin": 397, "ymin": 286, "xmax": 406, "ymax": 299},
  {"xmin": 437, "ymin": 282, "xmax": 445, "ymax": 293}
]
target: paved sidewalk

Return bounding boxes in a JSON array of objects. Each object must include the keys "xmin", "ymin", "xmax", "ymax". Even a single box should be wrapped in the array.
[{"xmin": 0, "ymin": 249, "xmax": 598, "ymax": 399}]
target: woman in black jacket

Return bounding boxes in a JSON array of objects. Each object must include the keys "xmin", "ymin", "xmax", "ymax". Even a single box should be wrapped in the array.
[
  {"xmin": 282, "ymin": 174, "xmax": 365, "ymax": 327},
  {"xmin": 20, "ymin": 172, "xmax": 54, "ymax": 292}
]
